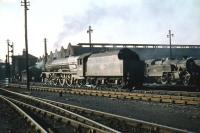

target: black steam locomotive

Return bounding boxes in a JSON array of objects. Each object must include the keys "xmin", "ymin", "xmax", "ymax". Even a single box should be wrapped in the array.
[
  {"xmin": 41, "ymin": 48, "xmax": 145, "ymax": 89},
  {"xmin": 145, "ymin": 57, "xmax": 200, "ymax": 86}
]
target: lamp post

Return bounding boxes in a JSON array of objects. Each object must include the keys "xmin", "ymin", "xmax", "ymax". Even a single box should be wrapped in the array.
[
  {"xmin": 167, "ymin": 30, "xmax": 174, "ymax": 59},
  {"xmin": 87, "ymin": 26, "xmax": 93, "ymax": 52}
]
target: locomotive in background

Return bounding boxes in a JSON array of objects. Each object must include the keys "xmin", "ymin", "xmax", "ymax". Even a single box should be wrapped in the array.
[{"xmin": 145, "ymin": 57, "xmax": 200, "ymax": 86}]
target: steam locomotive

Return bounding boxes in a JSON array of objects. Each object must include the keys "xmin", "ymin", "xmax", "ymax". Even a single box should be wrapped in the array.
[
  {"xmin": 41, "ymin": 48, "xmax": 145, "ymax": 89},
  {"xmin": 145, "ymin": 57, "xmax": 200, "ymax": 86},
  {"xmin": 39, "ymin": 48, "xmax": 200, "ymax": 89}
]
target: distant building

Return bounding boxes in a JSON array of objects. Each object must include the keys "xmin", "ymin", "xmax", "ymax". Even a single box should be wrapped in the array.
[
  {"xmin": 12, "ymin": 49, "xmax": 38, "ymax": 79},
  {"xmin": 46, "ymin": 43, "xmax": 112, "ymax": 63},
  {"xmin": 0, "ymin": 62, "xmax": 9, "ymax": 81},
  {"xmin": 46, "ymin": 43, "xmax": 200, "ymax": 62},
  {"xmin": 77, "ymin": 43, "xmax": 200, "ymax": 59}
]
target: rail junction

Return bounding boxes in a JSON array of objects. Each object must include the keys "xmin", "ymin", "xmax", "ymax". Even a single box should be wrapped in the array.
[{"xmin": 0, "ymin": 85, "xmax": 193, "ymax": 133}]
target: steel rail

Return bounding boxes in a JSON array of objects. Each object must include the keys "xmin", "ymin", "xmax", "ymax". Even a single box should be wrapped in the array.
[
  {"xmin": 0, "ymin": 88, "xmax": 120, "ymax": 133},
  {"xmin": 4, "ymin": 83, "xmax": 200, "ymax": 105},
  {"xmin": 7, "ymin": 83, "xmax": 200, "ymax": 97},
  {"xmin": 130, "ymin": 90, "xmax": 200, "ymax": 97},
  {"xmin": 3, "ymin": 96, "xmax": 108, "ymax": 133},
  {"xmin": 29, "ymin": 86, "xmax": 200, "ymax": 105},
  {"xmin": 73, "ymin": 89, "xmax": 200, "ymax": 105},
  {"xmin": 0, "ymin": 95, "xmax": 47, "ymax": 133},
  {"xmin": 35, "ymin": 96, "xmax": 189, "ymax": 133}
]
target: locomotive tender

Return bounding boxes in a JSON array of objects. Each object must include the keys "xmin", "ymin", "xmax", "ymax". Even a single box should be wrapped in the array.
[{"xmin": 42, "ymin": 48, "xmax": 145, "ymax": 89}]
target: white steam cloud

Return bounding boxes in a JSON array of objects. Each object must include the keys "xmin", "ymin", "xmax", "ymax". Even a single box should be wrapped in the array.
[{"xmin": 54, "ymin": 0, "xmax": 200, "ymax": 49}]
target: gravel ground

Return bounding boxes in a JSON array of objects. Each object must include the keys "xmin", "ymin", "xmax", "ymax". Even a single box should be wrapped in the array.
[
  {"xmin": 0, "ymin": 99, "xmax": 35, "ymax": 133},
  {"xmin": 30, "ymin": 91, "xmax": 200, "ymax": 133}
]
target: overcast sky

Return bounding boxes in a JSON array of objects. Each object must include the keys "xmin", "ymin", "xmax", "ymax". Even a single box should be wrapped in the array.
[{"xmin": 0, "ymin": 0, "xmax": 200, "ymax": 61}]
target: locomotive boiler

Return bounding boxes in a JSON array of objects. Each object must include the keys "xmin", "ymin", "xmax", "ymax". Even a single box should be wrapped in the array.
[{"xmin": 42, "ymin": 56, "xmax": 79, "ymax": 86}]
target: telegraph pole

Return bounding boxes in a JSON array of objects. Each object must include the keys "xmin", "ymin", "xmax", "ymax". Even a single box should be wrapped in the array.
[
  {"xmin": 87, "ymin": 26, "xmax": 93, "ymax": 52},
  {"xmin": 5, "ymin": 55, "xmax": 8, "ymax": 63},
  {"xmin": 7, "ymin": 40, "xmax": 10, "ymax": 64},
  {"xmin": 167, "ymin": 30, "xmax": 174, "ymax": 59},
  {"xmin": 21, "ymin": 0, "xmax": 30, "ymax": 90},
  {"xmin": 7, "ymin": 40, "xmax": 10, "ymax": 82},
  {"xmin": 10, "ymin": 42, "xmax": 14, "ymax": 81},
  {"xmin": 11, "ymin": 42, "xmax": 14, "ymax": 60},
  {"xmin": 44, "ymin": 38, "xmax": 47, "ymax": 65}
]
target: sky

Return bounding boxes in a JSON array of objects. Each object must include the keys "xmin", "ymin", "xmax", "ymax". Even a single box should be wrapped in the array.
[{"xmin": 0, "ymin": 0, "xmax": 200, "ymax": 62}]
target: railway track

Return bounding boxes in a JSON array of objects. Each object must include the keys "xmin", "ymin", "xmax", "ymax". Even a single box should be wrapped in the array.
[
  {"xmin": 0, "ymin": 88, "xmax": 118, "ymax": 133},
  {"xmin": 8, "ymin": 83, "xmax": 200, "ymax": 105},
  {"xmin": 36, "ymin": 97, "xmax": 190, "ymax": 133},
  {"xmin": 6, "ymin": 81, "xmax": 200, "ymax": 97},
  {"xmin": 7, "ymin": 82, "xmax": 200, "ymax": 97},
  {"xmin": 64, "ymin": 89, "xmax": 200, "ymax": 105},
  {"xmin": 0, "ymin": 87, "xmax": 189, "ymax": 133},
  {"xmin": 0, "ymin": 95, "xmax": 46, "ymax": 133},
  {"xmin": 131, "ymin": 90, "xmax": 200, "ymax": 97}
]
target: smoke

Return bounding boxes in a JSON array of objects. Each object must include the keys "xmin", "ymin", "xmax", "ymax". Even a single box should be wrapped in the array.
[
  {"xmin": 54, "ymin": 0, "xmax": 200, "ymax": 49},
  {"xmin": 35, "ymin": 60, "xmax": 44, "ymax": 69},
  {"xmin": 54, "ymin": 3, "xmax": 132, "ymax": 49}
]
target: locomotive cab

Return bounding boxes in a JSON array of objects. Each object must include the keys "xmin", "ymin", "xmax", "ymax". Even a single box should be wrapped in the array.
[
  {"xmin": 118, "ymin": 48, "xmax": 145, "ymax": 89},
  {"xmin": 77, "ymin": 53, "xmax": 91, "ymax": 78}
]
